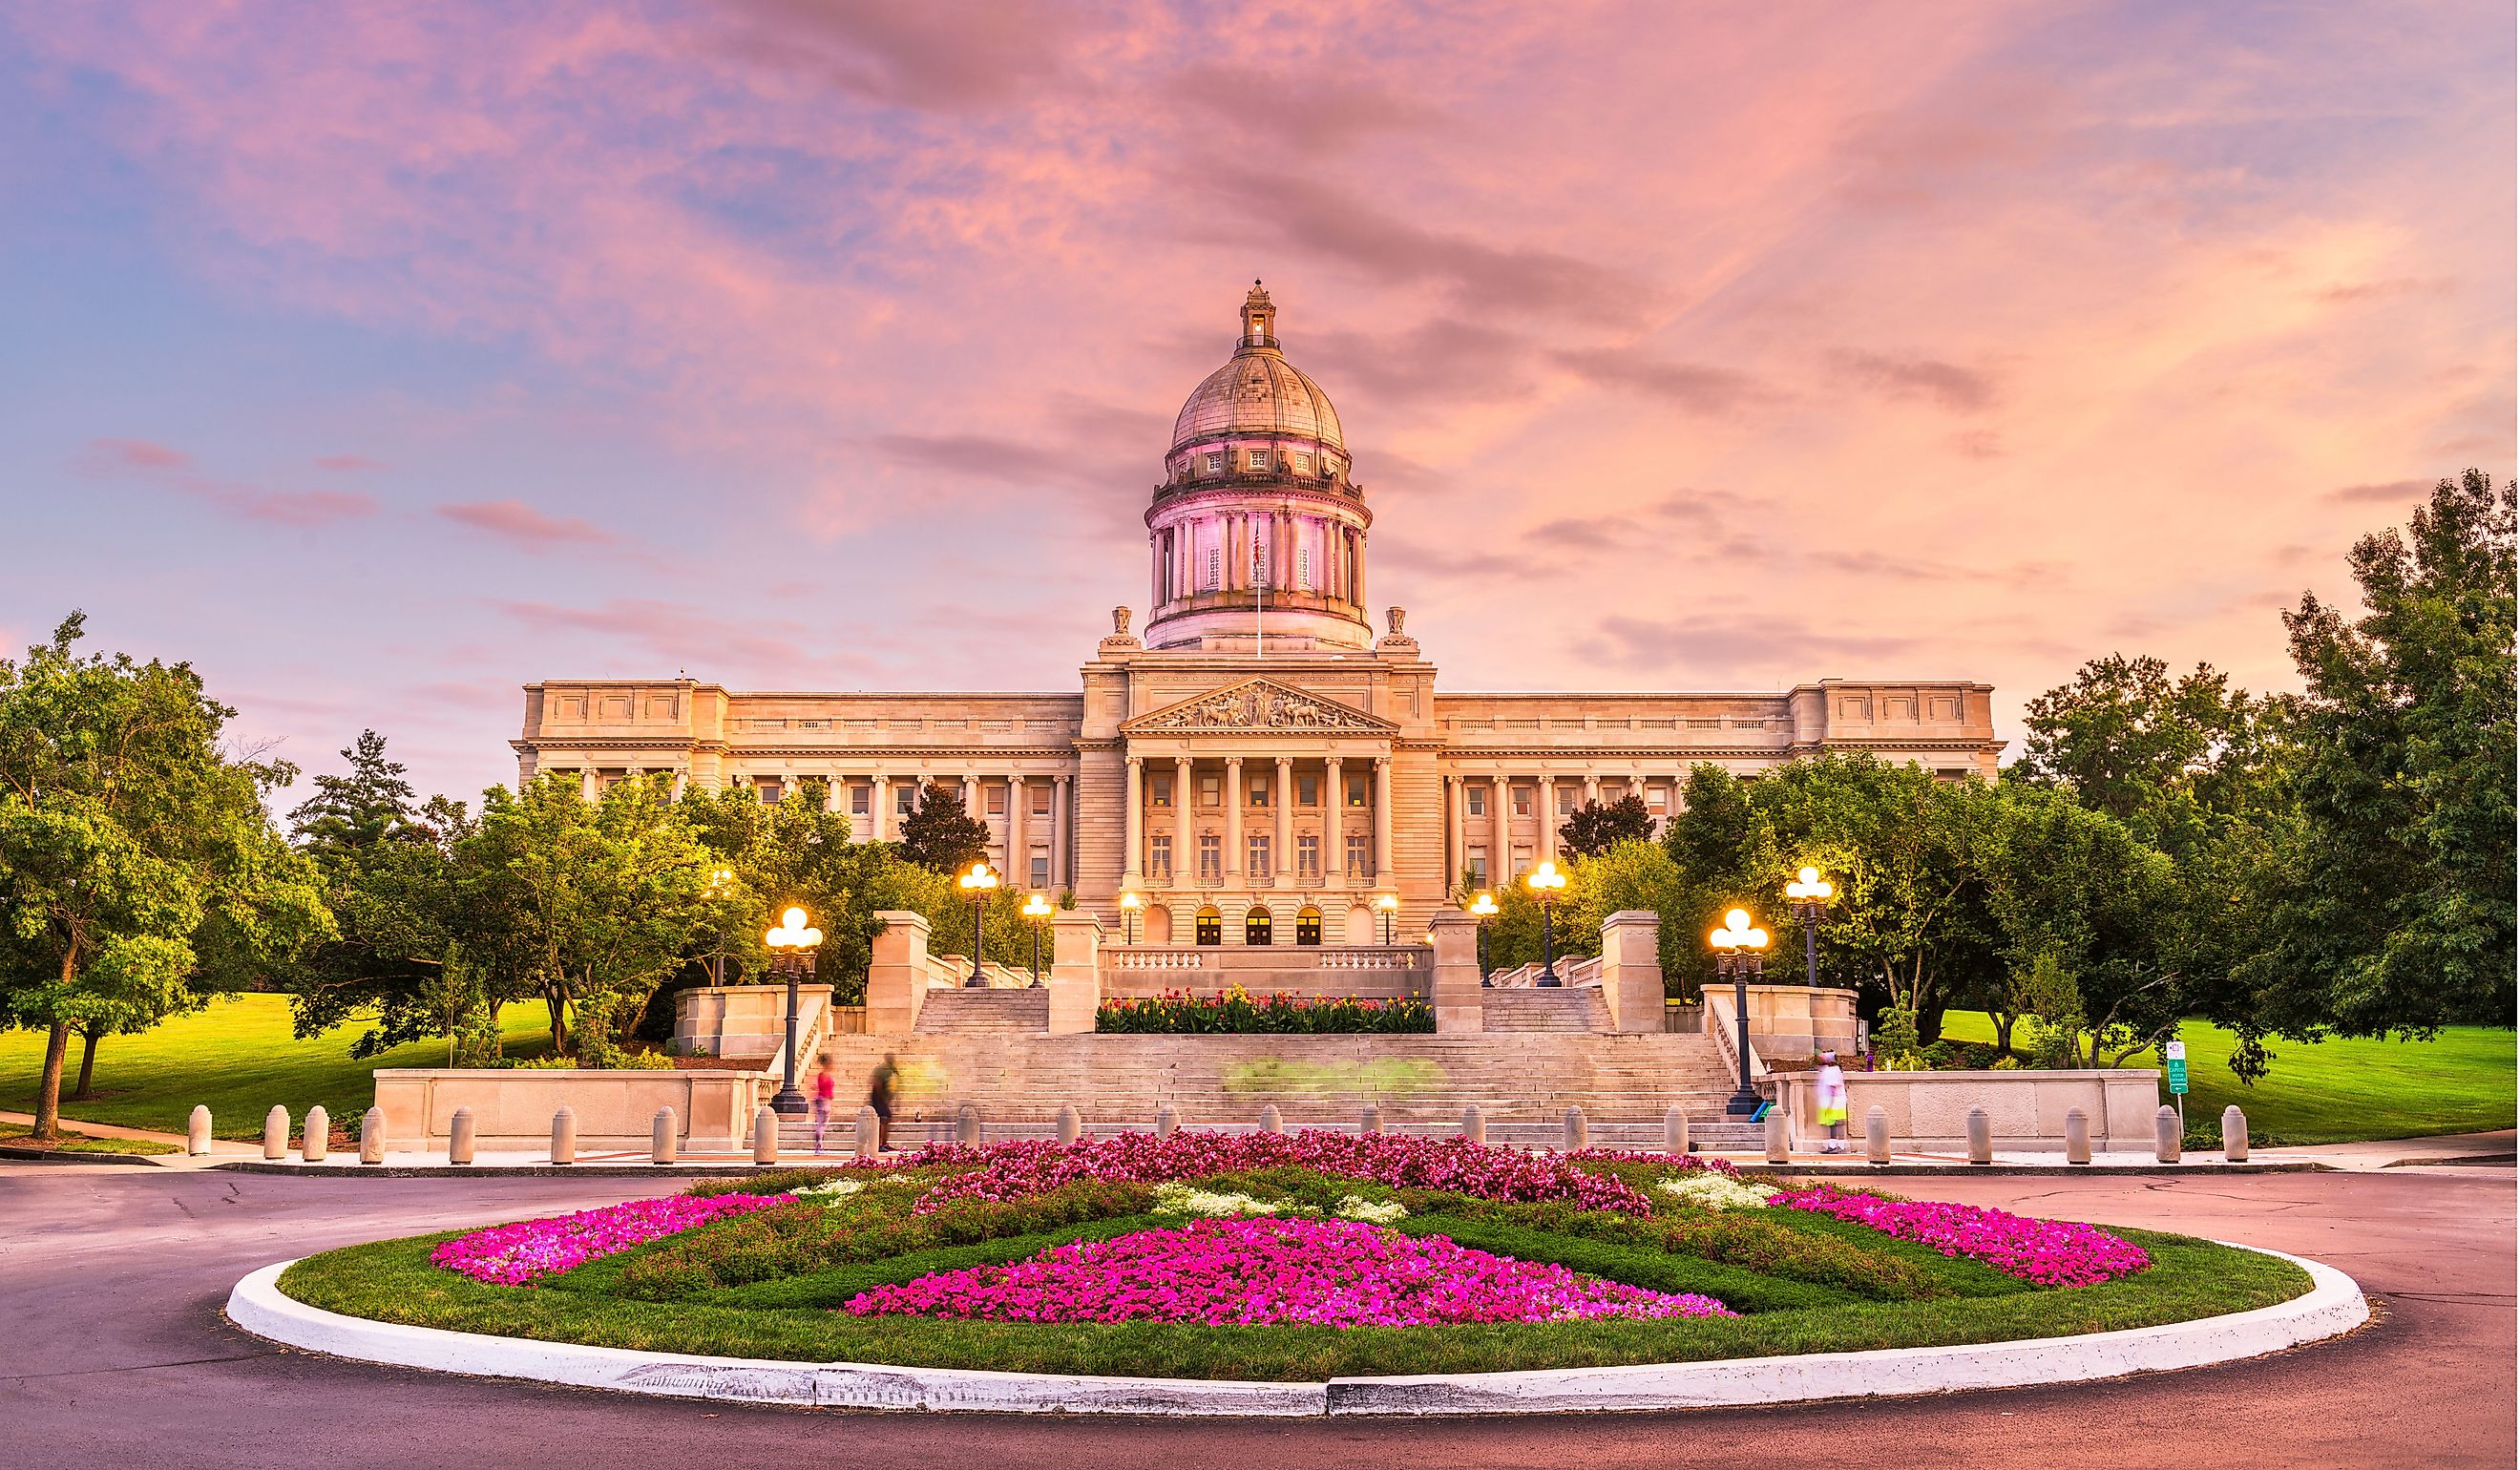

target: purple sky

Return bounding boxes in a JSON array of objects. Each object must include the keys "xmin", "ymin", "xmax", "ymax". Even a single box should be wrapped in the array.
[{"xmin": 4, "ymin": 1, "xmax": 2510, "ymax": 807}]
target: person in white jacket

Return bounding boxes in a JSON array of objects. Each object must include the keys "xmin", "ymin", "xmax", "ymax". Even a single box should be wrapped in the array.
[{"xmin": 1815, "ymin": 1052, "xmax": 1850, "ymax": 1153}]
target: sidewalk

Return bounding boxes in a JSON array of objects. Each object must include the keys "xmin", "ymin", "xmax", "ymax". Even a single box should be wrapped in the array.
[{"xmin": 0, "ymin": 1109, "xmax": 257, "ymax": 1164}]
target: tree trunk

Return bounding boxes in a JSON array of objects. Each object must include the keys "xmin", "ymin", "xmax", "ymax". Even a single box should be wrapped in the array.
[
  {"xmin": 1991, "ymin": 1012, "xmax": 2016, "ymax": 1057},
  {"xmin": 69, "ymin": 1029, "xmax": 102, "ymax": 1101},
  {"xmin": 33, "ymin": 1021, "xmax": 70, "ymax": 1143},
  {"xmin": 544, "ymin": 987, "xmax": 570, "ymax": 1055}
]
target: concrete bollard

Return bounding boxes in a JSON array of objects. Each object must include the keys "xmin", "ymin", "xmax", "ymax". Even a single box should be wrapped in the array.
[
  {"xmin": 1259, "ymin": 1103, "xmax": 1283, "ymax": 1135},
  {"xmin": 2154, "ymin": 1104, "xmax": 2180, "ymax": 1164},
  {"xmin": 2222, "ymin": 1104, "xmax": 2249, "ymax": 1163},
  {"xmin": 187, "ymin": 1105, "xmax": 212, "ymax": 1156},
  {"xmin": 1358, "ymin": 1102, "xmax": 1382, "ymax": 1136},
  {"xmin": 1056, "ymin": 1104, "xmax": 1082, "ymax": 1145},
  {"xmin": 1665, "ymin": 1105, "xmax": 1690, "ymax": 1156},
  {"xmin": 854, "ymin": 1104, "xmax": 880, "ymax": 1158},
  {"xmin": 652, "ymin": 1107, "xmax": 677, "ymax": 1166},
  {"xmin": 449, "ymin": 1107, "xmax": 476, "ymax": 1166},
  {"xmin": 1155, "ymin": 1102, "xmax": 1180, "ymax": 1139},
  {"xmin": 2064, "ymin": 1107, "xmax": 2091, "ymax": 1165},
  {"xmin": 1562, "ymin": 1106, "xmax": 1587, "ymax": 1151},
  {"xmin": 1460, "ymin": 1104, "xmax": 1485, "ymax": 1144},
  {"xmin": 550, "ymin": 1106, "xmax": 577, "ymax": 1166},
  {"xmin": 1965, "ymin": 1107, "xmax": 1993, "ymax": 1166},
  {"xmin": 1863, "ymin": 1104, "xmax": 1890, "ymax": 1165},
  {"xmin": 359, "ymin": 1106, "xmax": 386, "ymax": 1165},
  {"xmin": 262, "ymin": 1105, "xmax": 289, "ymax": 1162},
  {"xmin": 302, "ymin": 1104, "xmax": 329, "ymax": 1163},
  {"xmin": 752, "ymin": 1106, "xmax": 778, "ymax": 1165},
  {"xmin": 1763, "ymin": 1107, "xmax": 1790, "ymax": 1164},
  {"xmin": 956, "ymin": 1102, "xmax": 983, "ymax": 1148}
]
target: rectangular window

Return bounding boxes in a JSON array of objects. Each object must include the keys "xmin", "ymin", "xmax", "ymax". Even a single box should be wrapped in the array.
[
  {"xmin": 1030, "ymin": 850, "xmax": 1050, "ymax": 889},
  {"xmin": 850, "ymin": 784, "xmax": 871, "ymax": 815},
  {"xmin": 1248, "ymin": 449, "xmax": 1270, "ymax": 471},
  {"xmin": 1345, "ymin": 774, "xmax": 1368, "ymax": 808},
  {"xmin": 1207, "ymin": 548, "xmax": 1222, "ymax": 590},
  {"xmin": 1206, "ymin": 452, "xmax": 1224, "ymax": 473},
  {"xmin": 1466, "ymin": 848, "xmax": 1488, "ymax": 886},
  {"xmin": 1557, "ymin": 788, "xmax": 1577, "ymax": 815},
  {"xmin": 1149, "ymin": 834, "xmax": 1173, "ymax": 880},
  {"xmin": 1248, "ymin": 834, "xmax": 1270, "ymax": 881},
  {"xmin": 1298, "ymin": 834, "xmax": 1320, "ymax": 879},
  {"xmin": 1297, "ymin": 773, "xmax": 1319, "ymax": 807},
  {"xmin": 1466, "ymin": 787, "xmax": 1485, "ymax": 816},
  {"xmin": 1295, "ymin": 546, "xmax": 1312, "ymax": 589},
  {"xmin": 1150, "ymin": 773, "xmax": 1172, "ymax": 808},
  {"xmin": 1199, "ymin": 774, "xmax": 1222, "ymax": 808},
  {"xmin": 1344, "ymin": 834, "xmax": 1371, "ymax": 879},
  {"xmin": 1648, "ymin": 785, "xmax": 1669, "ymax": 814},
  {"xmin": 1513, "ymin": 786, "xmax": 1532, "ymax": 817},
  {"xmin": 1512, "ymin": 844, "xmax": 1533, "ymax": 877},
  {"xmin": 1031, "ymin": 784, "xmax": 1050, "ymax": 815},
  {"xmin": 894, "ymin": 786, "xmax": 915, "ymax": 816},
  {"xmin": 1198, "ymin": 833, "xmax": 1222, "ymax": 881},
  {"xmin": 986, "ymin": 785, "xmax": 1006, "ymax": 816},
  {"xmin": 1292, "ymin": 451, "xmax": 1312, "ymax": 473},
  {"xmin": 1250, "ymin": 776, "xmax": 1270, "ymax": 808}
]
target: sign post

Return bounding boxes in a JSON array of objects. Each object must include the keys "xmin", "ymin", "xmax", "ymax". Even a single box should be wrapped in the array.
[{"xmin": 2165, "ymin": 1039, "xmax": 2189, "ymax": 1132}]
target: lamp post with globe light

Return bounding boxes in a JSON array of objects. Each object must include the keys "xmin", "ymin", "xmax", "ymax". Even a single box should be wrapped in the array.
[
  {"xmin": 764, "ymin": 905, "xmax": 823, "ymax": 1116},
  {"xmin": 958, "ymin": 862, "xmax": 998, "ymax": 986},
  {"xmin": 1022, "ymin": 892, "xmax": 1054, "ymax": 987},
  {"xmin": 1468, "ymin": 892, "xmax": 1498, "ymax": 984},
  {"xmin": 1119, "ymin": 890, "xmax": 1143, "ymax": 946},
  {"xmin": 1375, "ymin": 892, "xmax": 1399, "ymax": 946},
  {"xmin": 1710, "ymin": 908, "xmax": 1770, "ymax": 1116},
  {"xmin": 1786, "ymin": 866, "xmax": 1834, "ymax": 988},
  {"xmin": 1526, "ymin": 859, "xmax": 1569, "ymax": 986}
]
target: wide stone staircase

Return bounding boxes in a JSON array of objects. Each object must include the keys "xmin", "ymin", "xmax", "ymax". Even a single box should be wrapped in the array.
[
  {"xmin": 912, "ymin": 989, "xmax": 1050, "ymax": 1034},
  {"xmin": 1480, "ymin": 988, "xmax": 1609, "ymax": 1032}
]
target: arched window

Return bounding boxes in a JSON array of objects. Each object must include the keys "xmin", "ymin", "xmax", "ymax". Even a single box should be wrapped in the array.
[
  {"xmin": 1195, "ymin": 906, "xmax": 1223, "ymax": 946},
  {"xmin": 1244, "ymin": 906, "xmax": 1273, "ymax": 946},
  {"xmin": 1295, "ymin": 906, "xmax": 1322, "ymax": 946}
]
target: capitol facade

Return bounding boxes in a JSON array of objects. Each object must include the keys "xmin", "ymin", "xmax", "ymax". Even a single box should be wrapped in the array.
[{"xmin": 514, "ymin": 285, "xmax": 2003, "ymax": 946}]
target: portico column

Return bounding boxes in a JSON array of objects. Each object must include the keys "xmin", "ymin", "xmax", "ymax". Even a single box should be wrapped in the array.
[
  {"xmin": 1492, "ymin": 773, "xmax": 1510, "ymax": 881},
  {"xmin": 1583, "ymin": 774, "xmax": 1601, "ymax": 806},
  {"xmin": 872, "ymin": 773, "xmax": 890, "ymax": 840},
  {"xmin": 823, "ymin": 777, "xmax": 842, "ymax": 813},
  {"xmin": 1539, "ymin": 775, "xmax": 1558, "ymax": 862},
  {"xmin": 1224, "ymin": 755, "xmax": 1245, "ymax": 880},
  {"xmin": 1008, "ymin": 775, "xmax": 1027, "ymax": 887},
  {"xmin": 1325, "ymin": 756, "xmax": 1345, "ymax": 881},
  {"xmin": 1372, "ymin": 755, "xmax": 1394, "ymax": 884},
  {"xmin": 1124, "ymin": 758, "xmax": 1144, "ymax": 885},
  {"xmin": 1273, "ymin": 753, "xmax": 1293, "ymax": 888},
  {"xmin": 1173, "ymin": 756, "xmax": 1192, "ymax": 886},
  {"xmin": 1445, "ymin": 775, "xmax": 1465, "ymax": 892},
  {"xmin": 1052, "ymin": 774, "xmax": 1071, "ymax": 888},
  {"xmin": 579, "ymin": 767, "xmax": 597, "ymax": 800}
]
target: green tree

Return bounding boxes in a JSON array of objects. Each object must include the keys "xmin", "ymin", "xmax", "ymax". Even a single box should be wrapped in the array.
[
  {"xmin": 286, "ymin": 728, "xmax": 417, "ymax": 849},
  {"xmin": 0, "ymin": 613, "xmax": 332, "ymax": 1140},
  {"xmin": 893, "ymin": 781, "xmax": 991, "ymax": 875},
  {"xmin": 2006, "ymin": 654, "xmax": 2273, "ymax": 857},
  {"xmin": 1559, "ymin": 795, "xmax": 1655, "ymax": 859}
]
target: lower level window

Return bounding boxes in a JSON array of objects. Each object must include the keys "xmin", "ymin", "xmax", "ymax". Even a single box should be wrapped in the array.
[
  {"xmin": 1248, "ymin": 834, "xmax": 1271, "ymax": 881},
  {"xmin": 1344, "ymin": 833, "xmax": 1370, "ymax": 878},
  {"xmin": 1198, "ymin": 833, "xmax": 1222, "ymax": 881}
]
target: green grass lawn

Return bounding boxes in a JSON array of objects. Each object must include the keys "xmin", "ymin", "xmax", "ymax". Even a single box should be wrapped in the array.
[
  {"xmin": 0, "ymin": 994, "xmax": 555, "ymax": 1141},
  {"xmin": 0, "ymin": 1125, "xmax": 179, "ymax": 1156},
  {"xmin": 1938, "ymin": 1013, "xmax": 2515, "ymax": 1144}
]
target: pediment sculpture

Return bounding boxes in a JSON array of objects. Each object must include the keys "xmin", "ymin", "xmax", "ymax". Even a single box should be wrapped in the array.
[{"xmin": 1128, "ymin": 679, "xmax": 1392, "ymax": 733}]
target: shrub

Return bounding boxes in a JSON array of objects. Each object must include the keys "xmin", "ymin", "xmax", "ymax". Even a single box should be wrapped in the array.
[
  {"xmin": 1096, "ymin": 987, "xmax": 1435, "ymax": 1034},
  {"xmin": 1398, "ymin": 1196, "xmax": 1943, "ymax": 1301}
]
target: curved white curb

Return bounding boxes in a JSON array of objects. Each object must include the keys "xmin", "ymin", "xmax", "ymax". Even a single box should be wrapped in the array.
[{"xmin": 227, "ymin": 1244, "xmax": 2367, "ymax": 1417}]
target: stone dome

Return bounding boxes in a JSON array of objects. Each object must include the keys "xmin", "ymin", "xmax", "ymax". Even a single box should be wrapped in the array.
[{"xmin": 1168, "ymin": 284, "xmax": 1346, "ymax": 454}]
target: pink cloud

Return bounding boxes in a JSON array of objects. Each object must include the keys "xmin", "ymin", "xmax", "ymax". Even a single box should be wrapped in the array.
[
  {"xmin": 437, "ymin": 499, "xmax": 615, "ymax": 550},
  {"xmin": 79, "ymin": 437, "xmax": 376, "ymax": 527},
  {"xmin": 313, "ymin": 453, "xmax": 386, "ymax": 472}
]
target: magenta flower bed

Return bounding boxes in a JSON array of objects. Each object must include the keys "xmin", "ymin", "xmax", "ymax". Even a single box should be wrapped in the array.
[
  {"xmin": 1771, "ymin": 1185, "xmax": 2152, "ymax": 1287},
  {"xmin": 897, "ymin": 1131, "xmax": 1652, "ymax": 1215},
  {"xmin": 431, "ymin": 1194, "xmax": 787, "ymax": 1286},
  {"xmin": 846, "ymin": 1217, "xmax": 1736, "ymax": 1326}
]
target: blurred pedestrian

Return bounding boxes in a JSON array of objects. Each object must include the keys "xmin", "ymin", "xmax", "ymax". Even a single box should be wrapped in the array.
[
  {"xmin": 869, "ymin": 1052, "xmax": 899, "ymax": 1152},
  {"xmin": 810, "ymin": 1060, "xmax": 837, "ymax": 1154},
  {"xmin": 1816, "ymin": 1051, "xmax": 1850, "ymax": 1153}
]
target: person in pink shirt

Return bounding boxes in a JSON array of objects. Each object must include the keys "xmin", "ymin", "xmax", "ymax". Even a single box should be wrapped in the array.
[{"xmin": 810, "ymin": 1060, "xmax": 838, "ymax": 1154}]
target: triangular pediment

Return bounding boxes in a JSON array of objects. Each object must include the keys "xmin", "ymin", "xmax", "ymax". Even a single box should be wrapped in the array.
[{"xmin": 1124, "ymin": 678, "xmax": 1396, "ymax": 735}]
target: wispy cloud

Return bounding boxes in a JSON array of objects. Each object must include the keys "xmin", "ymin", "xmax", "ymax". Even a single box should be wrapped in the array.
[
  {"xmin": 79, "ymin": 438, "xmax": 376, "ymax": 527},
  {"xmin": 437, "ymin": 499, "xmax": 616, "ymax": 550}
]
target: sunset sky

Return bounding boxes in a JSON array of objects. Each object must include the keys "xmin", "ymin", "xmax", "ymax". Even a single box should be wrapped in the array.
[{"xmin": 3, "ymin": 1, "xmax": 2510, "ymax": 806}]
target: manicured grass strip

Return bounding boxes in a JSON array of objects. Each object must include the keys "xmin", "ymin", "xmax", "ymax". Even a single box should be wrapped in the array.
[
  {"xmin": 0, "ymin": 1126, "xmax": 178, "ymax": 1156},
  {"xmin": 1935, "ymin": 1012, "xmax": 2515, "ymax": 1145},
  {"xmin": 277, "ymin": 1226, "xmax": 2307, "ymax": 1381},
  {"xmin": 1396, "ymin": 1215, "xmax": 1858, "ymax": 1313},
  {"xmin": 0, "ymin": 995, "xmax": 556, "ymax": 1141}
]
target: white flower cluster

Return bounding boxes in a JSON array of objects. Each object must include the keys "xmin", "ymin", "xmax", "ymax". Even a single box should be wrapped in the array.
[
  {"xmin": 1657, "ymin": 1172, "xmax": 1782, "ymax": 1212},
  {"xmin": 788, "ymin": 1177, "xmax": 866, "ymax": 1203},
  {"xmin": 1333, "ymin": 1195, "xmax": 1408, "ymax": 1225},
  {"xmin": 1151, "ymin": 1183, "xmax": 1284, "ymax": 1218}
]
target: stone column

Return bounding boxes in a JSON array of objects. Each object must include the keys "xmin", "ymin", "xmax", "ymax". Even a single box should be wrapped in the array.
[
  {"xmin": 1224, "ymin": 755, "xmax": 1245, "ymax": 880},
  {"xmin": 1444, "ymin": 775, "xmax": 1465, "ymax": 892},
  {"xmin": 1008, "ymin": 774, "xmax": 1027, "ymax": 887},
  {"xmin": 1597, "ymin": 909, "xmax": 1664, "ymax": 1033},
  {"xmin": 1325, "ymin": 756, "xmax": 1345, "ymax": 882},
  {"xmin": 1123, "ymin": 757, "xmax": 1144, "ymax": 884},
  {"xmin": 1538, "ymin": 775, "xmax": 1558, "ymax": 862},
  {"xmin": 1492, "ymin": 773, "xmax": 1510, "ymax": 882},
  {"xmin": 865, "ymin": 910, "xmax": 934, "ymax": 1033},
  {"xmin": 823, "ymin": 777, "xmax": 842, "ymax": 812},
  {"xmin": 1583, "ymin": 774, "xmax": 1601, "ymax": 806},
  {"xmin": 1372, "ymin": 755, "xmax": 1394, "ymax": 884},
  {"xmin": 1047, "ymin": 911, "xmax": 1102, "ymax": 1034},
  {"xmin": 963, "ymin": 774, "xmax": 980, "ymax": 830},
  {"xmin": 1173, "ymin": 755, "xmax": 1192, "ymax": 887},
  {"xmin": 1273, "ymin": 753, "xmax": 1293, "ymax": 888},
  {"xmin": 1052, "ymin": 774, "xmax": 1071, "ymax": 889},
  {"xmin": 579, "ymin": 767, "xmax": 597, "ymax": 800},
  {"xmin": 1430, "ymin": 910, "xmax": 1483, "ymax": 1033}
]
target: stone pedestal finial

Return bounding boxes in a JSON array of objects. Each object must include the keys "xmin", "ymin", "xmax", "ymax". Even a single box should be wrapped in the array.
[
  {"xmin": 1155, "ymin": 1102, "xmax": 1180, "ymax": 1138},
  {"xmin": 752, "ymin": 1106, "xmax": 778, "ymax": 1165},
  {"xmin": 1460, "ymin": 1105, "xmax": 1485, "ymax": 1144},
  {"xmin": 1561, "ymin": 1106, "xmax": 1587, "ymax": 1151},
  {"xmin": 187, "ymin": 1105, "xmax": 212, "ymax": 1157},
  {"xmin": 1386, "ymin": 607, "xmax": 1405, "ymax": 638},
  {"xmin": 1763, "ymin": 1108, "xmax": 1790, "ymax": 1164},
  {"xmin": 2153, "ymin": 1104, "xmax": 2180, "ymax": 1164},
  {"xmin": 2064, "ymin": 1107, "xmax": 2091, "ymax": 1165},
  {"xmin": 359, "ymin": 1107, "xmax": 386, "ymax": 1165},
  {"xmin": 1664, "ymin": 1105, "xmax": 1690, "ymax": 1156},
  {"xmin": 2221, "ymin": 1104, "xmax": 2250, "ymax": 1163},
  {"xmin": 551, "ymin": 1106, "xmax": 577, "ymax": 1166},
  {"xmin": 1259, "ymin": 1103, "xmax": 1283, "ymax": 1135},
  {"xmin": 1358, "ymin": 1103, "xmax": 1382, "ymax": 1136},
  {"xmin": 262, "ymin": 1105, "xmax": 289, "ymax": 1162},
  {"xmin": 652, "ymin": 1107, "xmax": 678, "ymax": 1166},
  {"xmin": 303, "ymin": 1105, "xmax": 329, "ymax": 1163},
  {"xmin": 1056, "ymin": 1104, "xmax": 1082, "ymax": 1145},
  {"xmin": 855, "ymin": 1104, "xmax": 881, "ymax": 1158},
  {"xmin": 449, "ymin": 1107, "xmax": 476, "ymax": 1166},
  {"xmin": 1112, "ymin": 606, "xmax": 1132, "ymax": 638},
  {"xmin": 1964, "ymin": 1107, "xmax": 1992, "ymax": 1166},
  {"xmin": 956, "ymin": 1102, "xmax": 983, "ymax": 1147},
  {"xmin": 1863, "ymin": 1105, "xmax": 1890, "ymax": 1165}
]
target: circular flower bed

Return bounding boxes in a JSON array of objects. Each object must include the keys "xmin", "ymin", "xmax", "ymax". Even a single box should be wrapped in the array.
[{"xmin": 277, "ymin": 1131, "xmax": 2312, "ymax": 1382}]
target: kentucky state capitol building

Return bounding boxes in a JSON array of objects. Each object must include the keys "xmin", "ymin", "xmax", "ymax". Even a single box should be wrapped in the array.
[{"xmin": 514, "ymin": 284, "xmax": 2003, "ymax": 946}]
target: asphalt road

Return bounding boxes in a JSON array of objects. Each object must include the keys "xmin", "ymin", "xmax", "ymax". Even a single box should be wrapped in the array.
[{"xmin": 1, "ymin": 1164, "xmax": 2510, "ymax": 1469}]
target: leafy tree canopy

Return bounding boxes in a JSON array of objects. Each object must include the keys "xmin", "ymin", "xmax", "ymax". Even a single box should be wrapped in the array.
[
  {"xmin": 1559, "ymin": 794, "xmax": 1656, "ymax": 859},
  {"xmin": 892, "ymin": 780, "xmax": 992, "ymax": 875}
]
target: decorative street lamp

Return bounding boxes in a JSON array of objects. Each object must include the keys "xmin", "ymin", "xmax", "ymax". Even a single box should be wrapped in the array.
[
  {"xmin": 764, "ymin": 905, "xmax": 823, "ymax": 1116},
  {"xmin": 958, "ymin": 861, "xmax": 999, "ymax": 986},
  {"xmin": 1119, "ymin": 890, "xmax": 1143, "ymax": 946},
  {"xmin": 1375, "ymin": 892, "xmax": 1399, "ymax": 945},
  {"xmin": 1468, "ymin": 892, "xmax": 1499, "ymax": 985},
  {"xmin": 1022, "ymin": 892, "xmax": 1054, "ymax": 987},
  {"xmin": 1785, "ymin": 865, "xmax": 1834, "ymax": 989},
  {"xmin": 1526, "ymin": 859, "xmax": 1568, "ymax": 986},
  {"xmin": 1709, "ymin": 908, "xmax": 1771, "ymax": 1117}
]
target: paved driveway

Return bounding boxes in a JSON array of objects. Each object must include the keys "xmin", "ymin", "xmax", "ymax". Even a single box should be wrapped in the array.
[{"xmin": 1, "ymin": 1164, "xmax": 2509, "ymax": 1468}]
